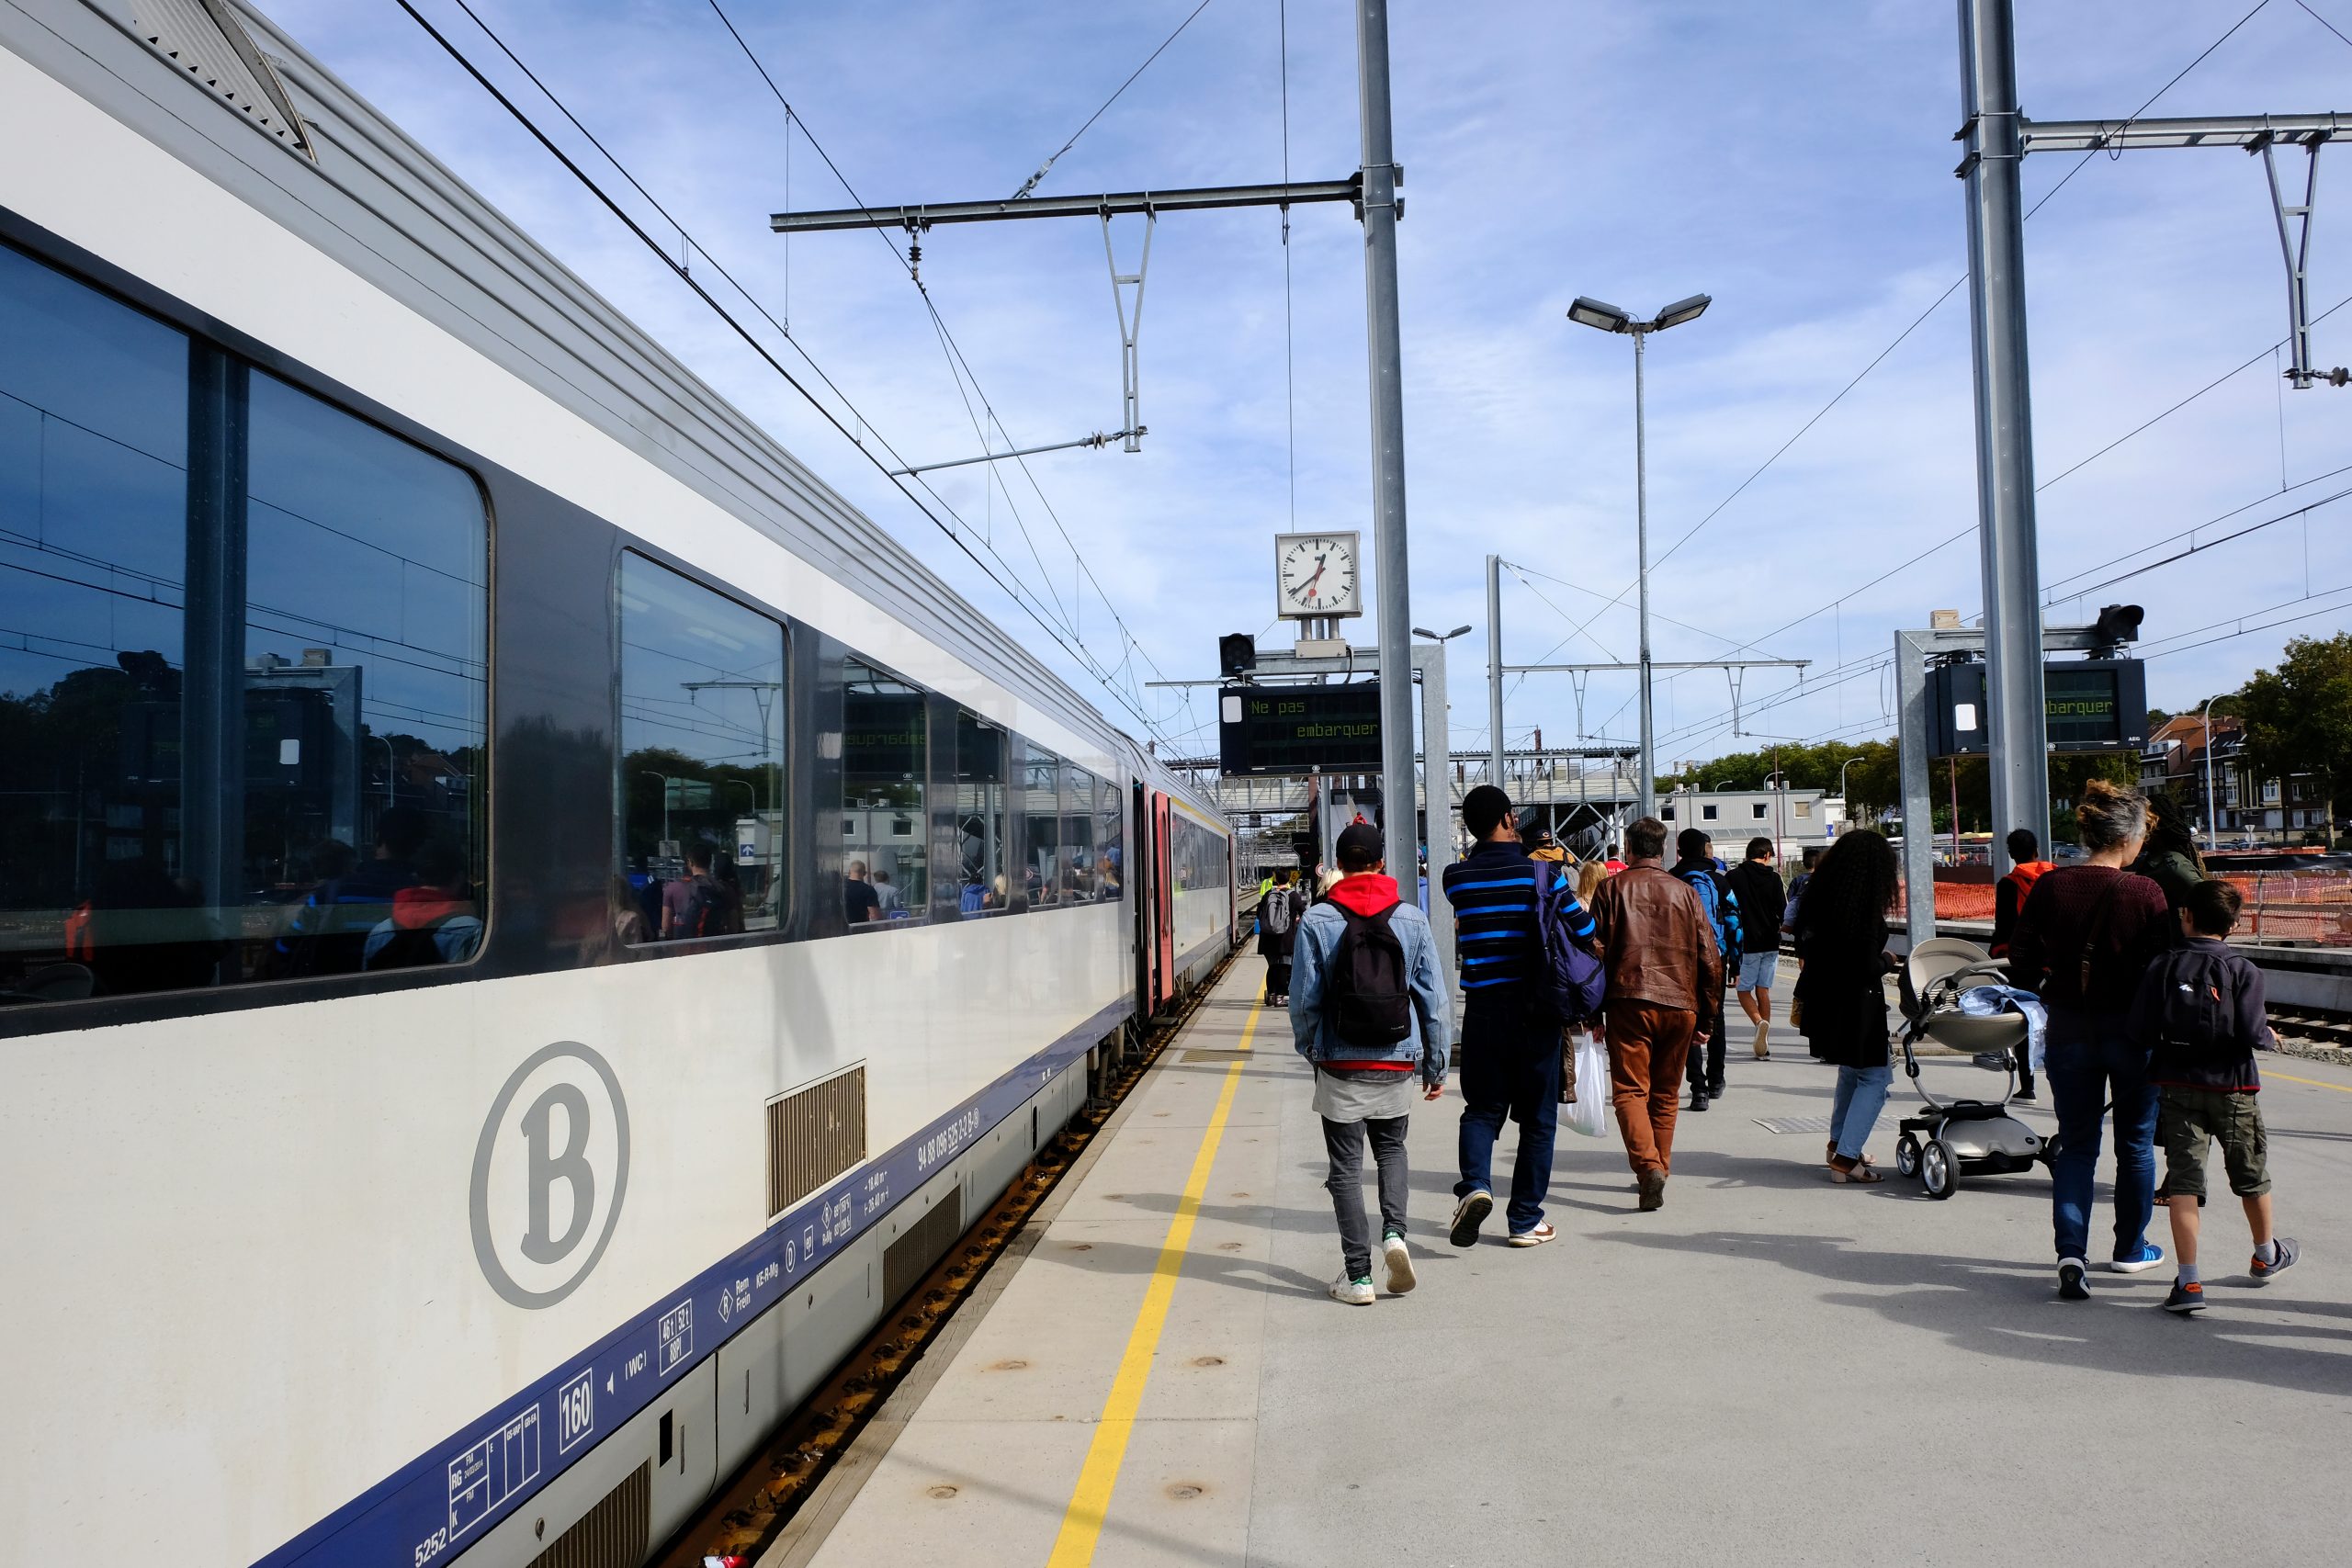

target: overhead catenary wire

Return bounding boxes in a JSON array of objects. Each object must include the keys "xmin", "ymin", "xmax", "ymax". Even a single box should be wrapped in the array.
[
  {"xmin": 1007, "ymin": 0, "xmax": 1219, "ymax": 200},
  {"xmin": 702, "ymin": 0, "xmax": 1193, "ymax": 729},
  {"xmin": 397, "ymin": 0, "xmax": 1181, "ymax": 739},
  {"xmin": 1516, "ymin": 0, "xmax": 2289, "ymax": 681}
]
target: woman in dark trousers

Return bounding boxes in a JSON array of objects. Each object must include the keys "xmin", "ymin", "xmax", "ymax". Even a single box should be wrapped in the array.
[
  {"xmin": 1259, "ymin": 868, "xmax": 1305, "ymax": 1004},
  {"xmin": 2008, "ymin": 779, "xmax": 2176, "ymax": 1299},
  {"xmin": 1792, "ymin": 829, "xmax": 1902, "ymax": 1182}
]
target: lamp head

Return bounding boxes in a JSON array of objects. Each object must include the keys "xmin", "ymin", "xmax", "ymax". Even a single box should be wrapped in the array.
[
  {"xmin": 1566, "ymin": 296, "xmax": 1633, "ymax": 333},
  {"xmin": 1652, "ymin": 292, "xmax": 1713, "ymax": 331}
]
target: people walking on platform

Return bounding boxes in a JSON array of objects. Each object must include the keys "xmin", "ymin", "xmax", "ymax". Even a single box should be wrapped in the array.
[
  {"xmin": 1726, "ymin": 837, "xmax": 1786, "ymax": 1061},
  {"xmin": 1671, "ymin": 829, "xmax": 1739, "ymax": 1108},
  {"xmin": 1441, "ymin": 786, "xmax": 1597, "ymax": 1249},
  {"xmin": 1589, "ymin": 816, "xmax": 1721, "ymax": 1212},
  {"xmin": 1790, "ymin": 830, "xmax": 1901, "ymax": 1181},
  {"xmin": 1574, "ymin": 855, "xmax": 1610, "ymax": 907},
  {"xmin": 2133, "ymin": 878, "xmax": 2300, "ymax": 1314},
  {"xmin": 1290, "ymin": 822, "xmax": 1450, "ymax": 1305},
  {"xmin": 2007, "ymin": 780, "xmax": 2177, "ymax": 1300},
  {"xmin": 2132, "ymin": 791, "xmax": 2208, "ymax": 913},
  {"xmin": 1990, "ymin": 828, "xmax": 2056, "ymax": 1097},
  {"xmin": 1259, "ymin": 867, "xmax": 1305, "ymax": 1005}
]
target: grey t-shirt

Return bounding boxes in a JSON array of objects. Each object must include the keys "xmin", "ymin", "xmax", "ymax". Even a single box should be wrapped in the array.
[{"xmin": 1311, "ymin": 1066, "xmax": 1417, "ymax": 1122}]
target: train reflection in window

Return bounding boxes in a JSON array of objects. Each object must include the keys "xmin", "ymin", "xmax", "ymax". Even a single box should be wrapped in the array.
[
  {"xmin": 0, "ymin": 240, "xmax": 488, "ymax": 1002},
  {"xmin": 616, "ymin": 552, "xmax": 785, "ymax": 942}
]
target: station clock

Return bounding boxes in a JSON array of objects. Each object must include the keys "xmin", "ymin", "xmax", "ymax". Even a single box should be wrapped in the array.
[{"xmin": 1273, "ymin": 532, "xmax": 1362, "ymax": 620}]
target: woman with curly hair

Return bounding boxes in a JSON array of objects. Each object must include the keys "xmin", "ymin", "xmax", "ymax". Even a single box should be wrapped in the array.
[{"xmin": 1792, "ymin": 829, "xmax": 1902, "ymax": 1182}]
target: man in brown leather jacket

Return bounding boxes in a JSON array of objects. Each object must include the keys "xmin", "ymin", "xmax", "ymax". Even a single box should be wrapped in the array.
[{"xmin": 1588, "ymin": 815, "xmax": 1724, "ymax": 1211}]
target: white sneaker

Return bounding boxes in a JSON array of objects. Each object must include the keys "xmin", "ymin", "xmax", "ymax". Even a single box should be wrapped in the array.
[
  {"xmin": 1329, "ymin": 1274, "xmax": 1375, "ymax": 1306},
  {"xmin": 1382, "ymin": 1235, "xmax": 1417, "ymax": 1294}
]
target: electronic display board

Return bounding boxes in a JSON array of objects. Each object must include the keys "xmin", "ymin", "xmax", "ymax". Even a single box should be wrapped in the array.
[
  {"xmin": 1928, "ymin": 660, "xmax": 2147, "ymax": 757},
  {"xmin": 1218, "ymin": 682, "xmax": 1382, "ymax": 775}
]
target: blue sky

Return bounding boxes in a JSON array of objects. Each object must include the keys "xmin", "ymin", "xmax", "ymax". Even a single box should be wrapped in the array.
[{"xmin": 267, "ymin": 0, "xmax": 2352, "ymax": 764}]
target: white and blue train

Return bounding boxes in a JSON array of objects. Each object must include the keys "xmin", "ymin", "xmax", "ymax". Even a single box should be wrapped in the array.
[{"xmin": 0, "ymin": 3, "xmax": 1238, "ymax": 1562}]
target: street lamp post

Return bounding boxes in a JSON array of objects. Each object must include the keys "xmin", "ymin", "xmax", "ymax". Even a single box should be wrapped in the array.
[
  {"xmin": 1567, "ymin": 291, "xmax": 1712, "ymax": 820},
  {"xmin": 639, "ymin": 771, "xmax": 670, "ymax": 851},
  {"xmin": 1838, "ymin": 756, "xmax": 1860, "ymax": 828},
  {"xmin": 2200, "ymin": 695, "xmax": 2220, "ymax": 852},
  {"xmin": 1412, "ymin": 624, "xmax": 1473, "ymax": 842}
]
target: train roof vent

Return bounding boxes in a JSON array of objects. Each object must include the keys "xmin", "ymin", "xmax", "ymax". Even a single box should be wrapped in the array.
[{"xmin": 133, "ymin": 0, "xmax": 316, "ymax": 161}]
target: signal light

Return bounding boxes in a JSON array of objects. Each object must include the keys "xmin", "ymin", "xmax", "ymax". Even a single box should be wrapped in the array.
[
  {"xmin": 2090, "ymin": 604, "xmax": 2143, "ymax": 652},
  {"xmin": 1218, "ymin": 633, "xmax": 1257, "ymax": 677}
]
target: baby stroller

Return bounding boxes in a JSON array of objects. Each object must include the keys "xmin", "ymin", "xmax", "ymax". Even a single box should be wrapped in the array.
[{"xmin": 1894, "ymin": 938, "xmax": 2052, "ymax": 1199}]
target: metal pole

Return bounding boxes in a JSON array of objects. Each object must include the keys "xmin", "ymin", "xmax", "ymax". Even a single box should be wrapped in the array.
[
  {"xmin": 1420, "ymin": 640, "xmax": 1455, "ymax": 980},
  {"xmin": 1357, "ymin": 0, "xmax": 1418, "ymax": 877},
  {"xmin": 1896, "ymin": 630, "xmax": 1937, "ymax": 946},
  {"xmin": 1959, "ymin": 0, "xmax": 2051, "ymax": 871},
  {"xmin": 1634, "ymin": 328, "xmax": 1656, "ymax": 819},
  {"xmin": 2202, "ymin": 694, "xmax": 2219, "ymax": 850},
  {"xmin": 1487, "ymin": 554, "xmax": 1506, "ymax": 789}
]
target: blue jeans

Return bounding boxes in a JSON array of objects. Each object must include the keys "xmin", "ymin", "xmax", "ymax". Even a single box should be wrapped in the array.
[
  {"xmin": 1829, "ymin": 1065, "xmax": 1892, "ymax": 1160},
  {"xmin": 1454, "ymin": 990, "xmax": 1560, "ymax": 1233},
  {"xmin": 2044, "ymin": 1009, "xmax": 2158, "ymax": 1263}
]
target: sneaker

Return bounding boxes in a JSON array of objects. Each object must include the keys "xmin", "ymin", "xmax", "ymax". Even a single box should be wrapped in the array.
[
  {"xmin": 1688, "ymin": 1091, "xmax": 1711, "ymax": 1112},
  {"xmin": 1329, "ymin": 1274, "xmax": 1374, "ymax": 1306},
  {"xmin": 2108, "ymin": 1242, "xmax": 2166, "ymax": 1274},
  {"xmin": 1706, "ymin": 1081, "xmax": 1726, "ymax": 1099},
  {"xmin": 1507, "ymin": 1223, "xmax": 1557, "ymax": 1247},
  {"xmin": 2164, "ymin": 1278, "xmax": 2206, "ymax": 1314},
  {"xmin": 1449, "ymin": 1190, "xmax": 1492, "ymax": 1247},
  {"xmin": 1382, "ymin": 1235, "xmax": 1418, "ymax": 1293},
  {"xmin": 2012, "ymin": 1089, "xmax": 2039, "ymax": 1102},
  {"xmin": 2250, "ymin": 1237, "xmax": 2301, "ymax": 1282},
  {"xmin": 2058, "ymin": 1258, "xmax": 2090, "ymax": 1301}
]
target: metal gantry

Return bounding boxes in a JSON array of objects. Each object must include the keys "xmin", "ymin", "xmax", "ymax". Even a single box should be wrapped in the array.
[{"xmin": 1955, "ymin": 1, "xmax": 2346, "ymax": 873}]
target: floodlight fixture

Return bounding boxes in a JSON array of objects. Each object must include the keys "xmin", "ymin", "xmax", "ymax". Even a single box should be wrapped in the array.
[
  {"xmin": 1413, "ymin": 624, "xmax": 1476, "ymax": 642},
  {"xmin": 1652, "ymin": 292, "xmax": 1713, "ymax": 331},
  {"xmin": 1566, "ymin": 296, "xmax": 1633, "ymax": 333}
]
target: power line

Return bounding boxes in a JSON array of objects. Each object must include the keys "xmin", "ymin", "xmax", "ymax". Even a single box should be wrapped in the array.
[
  {"xmin": 2296, "ymin": 0, "xmax": 2352, "ymax": 49},
  {"xmin": 1008, "ymin": 0, "xmax": 1219, "ymax": 200},
  {"xmin": 702, "ymin": 0, "xmax": 1191, "ymax": 731},
  {"xmin": 397, "ymin": 1, "xmax": 1179, "ymax": 739},
  {"xmin": 1525, "ymin": 2, "xmax": 2283, "ymax": 675}
]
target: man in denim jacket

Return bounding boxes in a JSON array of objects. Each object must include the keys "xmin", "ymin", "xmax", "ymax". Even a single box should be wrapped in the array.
[{"xmin": 1291, "ymin": 822, "xmax": 1452, "ymax": 1304}]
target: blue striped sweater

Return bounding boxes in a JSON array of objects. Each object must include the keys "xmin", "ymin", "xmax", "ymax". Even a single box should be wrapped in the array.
[{"xmin": 1440, "ymin": 840, "xmax": 1596, "ymax": 992}]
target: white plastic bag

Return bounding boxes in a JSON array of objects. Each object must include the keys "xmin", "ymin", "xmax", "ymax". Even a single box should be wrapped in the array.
[{"xmin": 1565, "ymin": 1032, "xmax": 1611, "ymax": 1138}]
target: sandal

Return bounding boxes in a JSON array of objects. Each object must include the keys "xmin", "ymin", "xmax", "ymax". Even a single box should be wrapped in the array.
[
  {"xmin": 1828, "ymin": 1155, "xmax": 1885, "ymax": 1184},
  {"xmin": 1826, "ymin": 1141, "xmax": 1875, "ymax": 1168}
]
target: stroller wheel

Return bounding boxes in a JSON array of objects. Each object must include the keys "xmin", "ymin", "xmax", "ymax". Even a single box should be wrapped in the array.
[
  {"xmin": 1894, "ymin": 1133, "xmax": 1922, "ymax": 1179},
  {"xmin": 1921, "ymin": 1138, "xmax": 1961, "ymax": 1200}
]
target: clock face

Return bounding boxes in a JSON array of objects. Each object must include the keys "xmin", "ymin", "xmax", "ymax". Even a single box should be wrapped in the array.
[{"xmin": 1274, "ymin": 533, "xmax": 1361, "ymax": 618}]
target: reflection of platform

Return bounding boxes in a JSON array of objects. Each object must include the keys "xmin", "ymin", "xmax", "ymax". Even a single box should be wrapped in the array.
[{"xmin": 769, "ymin": 957, "xmax": 2352, "ymax": 1567}]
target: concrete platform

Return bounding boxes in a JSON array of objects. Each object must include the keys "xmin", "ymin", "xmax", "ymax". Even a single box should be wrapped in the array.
[{"xmin": 769, "ymin": 956, "xmax": 2352, "ymax": 1567}]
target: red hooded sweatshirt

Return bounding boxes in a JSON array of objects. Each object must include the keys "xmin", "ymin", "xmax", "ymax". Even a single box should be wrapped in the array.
[{"xmin": 1320, "ymin": 874, "xmax": 1413, "ymax": 1073}]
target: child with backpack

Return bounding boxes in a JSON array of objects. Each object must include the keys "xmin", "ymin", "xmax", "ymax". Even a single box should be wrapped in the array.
[
  {"xmin": 1290, "ymin": 822, "xmax": 1451, "ymax": 1305},
  {"xmin": 1258, "ymin": 867, "xmax": 1305, "ymax": 1005},
  {"xmin": 2132, "ymin": 877, "xmax": 2301, "ymax": 1314}
]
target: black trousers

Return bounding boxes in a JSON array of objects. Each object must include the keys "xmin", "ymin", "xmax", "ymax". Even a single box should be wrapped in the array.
[
  {"xmin": 1264, "ymin": 953, "xmax": 1293, "ymax": 998},
  {"xmin": 1687, "ymin": 992, "xmax": 1726, "ymax": 1094}
]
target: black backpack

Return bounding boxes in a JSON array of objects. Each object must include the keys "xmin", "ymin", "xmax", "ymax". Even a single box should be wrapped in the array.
[
  {"xmin": 1327, "ymin": 904, "xmax": 1414, "ymax": 1048},
  {"xmin": 679, "ymin": 874, "xmax": 738, "ymax": 939},
  {"xmin": 2146, "ymin": 945, "xmax": 2252, "ymax": 1062}
]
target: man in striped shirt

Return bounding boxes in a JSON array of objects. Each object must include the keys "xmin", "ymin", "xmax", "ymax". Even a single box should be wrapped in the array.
[{"xmin": 1440, "ymin": 785, "xmax": 1599, "ymax": 1247}]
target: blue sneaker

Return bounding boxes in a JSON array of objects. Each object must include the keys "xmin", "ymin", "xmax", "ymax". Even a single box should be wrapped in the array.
[{"xmin": 2107, "ymin": 1242, "xmax": 2165, "ymax": 1274}]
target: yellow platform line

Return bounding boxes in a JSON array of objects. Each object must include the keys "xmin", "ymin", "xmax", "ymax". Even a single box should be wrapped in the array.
[
  {"xmin": 2267, "ymin": 1068, "xmax": 2352, "ymax": 1095},
  {"xmin": 1045, "ymin": 996, "xmax": 1262, "ymax": 1568}
]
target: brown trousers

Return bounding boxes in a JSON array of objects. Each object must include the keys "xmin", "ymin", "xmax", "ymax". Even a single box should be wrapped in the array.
[{"xmin": 1606, "ymin": 1000, "xmax": 1699, "ymax": 1176}]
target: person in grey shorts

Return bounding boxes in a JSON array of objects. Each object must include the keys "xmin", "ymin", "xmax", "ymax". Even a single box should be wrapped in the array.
[
  {"xmin": 1289, "ymin": 823, "xmax": 1451, "ymax": 1305},
  {"xmin": 1724, "ymin": 837, "xmax": 1787, "ymax": 1061}
]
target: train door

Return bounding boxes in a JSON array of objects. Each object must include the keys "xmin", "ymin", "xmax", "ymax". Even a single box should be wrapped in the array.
[
  {"xmin": 1132, "ymin": 778, "xmax": 1154, "ymax": 1013},
  {"xmin": 1152, "ymin": 792, "xmax": 1175, "ymax": 1006}
]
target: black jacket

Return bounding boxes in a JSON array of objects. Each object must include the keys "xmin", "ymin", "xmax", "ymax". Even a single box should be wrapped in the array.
[
  {"xmin": 1792, "ymin": 915, "xmax": 1893, "ymax": 1069},
  {"xmin": 1725, "ymin": 861, "xmax": 1784, "ymax": 954}
]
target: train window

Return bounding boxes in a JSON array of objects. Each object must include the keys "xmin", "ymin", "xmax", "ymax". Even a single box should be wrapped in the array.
[
  {"xmin": 1095, "ymin": 773, "xmax": 1125, "ymax": 901},
  {"xmin": 1064, "ymin": 768, "xmax": 1098, "ymax": 901},
  {"xmin": 1018, "ymin": 739, "xmax": 1060, "ymax": 908},
  {"xmin": 842, "ymin": 658, "xmax": 925, "ymax": 924},
  {"xmin": 953, "ymin": 709, "xmax": 1007, "ymax": 917},
  {"xmin": 0, "ymin": 241, "xmax": 490, "ymax": 1003},
  {"xmin": 616, "ymin": 552, "xmax": 785, "ymax": 942}
]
